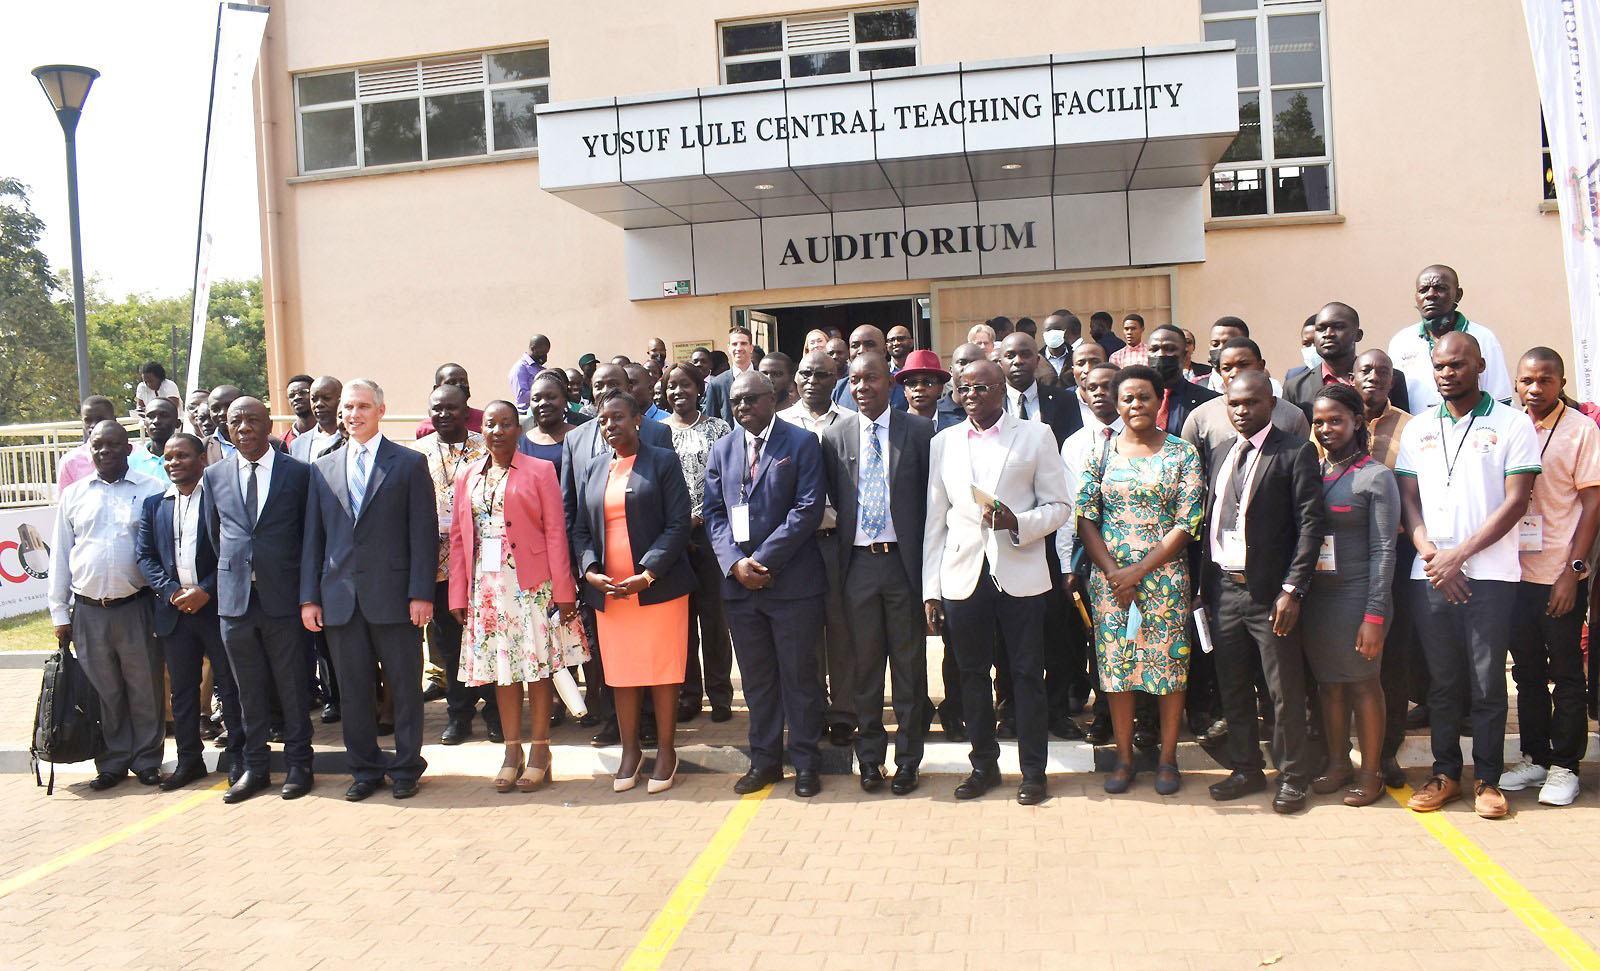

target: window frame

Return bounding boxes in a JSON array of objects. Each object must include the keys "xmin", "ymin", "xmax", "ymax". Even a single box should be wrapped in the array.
[
  {"xmin": 293, "ymin": 46, "xmax": 550, "ymax": 177},
  {"xmin": 1202, "ymin": 0, "xmax": 1336, "ymax": 220},
  {"xmin": 717, "ymin": 4, "xmax": 920, "ymax": 85}
]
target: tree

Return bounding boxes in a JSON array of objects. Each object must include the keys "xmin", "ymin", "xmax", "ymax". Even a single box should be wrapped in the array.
[{"xmin": 0, "ymin": 178, "xmax": 78, "ymax": 424}]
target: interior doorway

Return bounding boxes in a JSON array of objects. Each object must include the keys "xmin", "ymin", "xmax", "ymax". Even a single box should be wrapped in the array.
[{"xmin": 732, "ymin": 294, "xmax": 930, "ymax": 362}]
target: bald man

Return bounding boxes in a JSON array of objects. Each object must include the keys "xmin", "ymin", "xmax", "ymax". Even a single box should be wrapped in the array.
[
  {"xmin": 885, "ymin": 324, "xmax": 914, "ymax": 372},
  {"xmin": 830, "ymin": 325, "xmax": 908, "ymax": 412},
  {"xmin": 1387, "ymin": 264, "xmax": 1511, "ymax": 412}
]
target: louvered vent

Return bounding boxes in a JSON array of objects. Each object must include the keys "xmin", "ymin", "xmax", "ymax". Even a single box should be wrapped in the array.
[
  {"xmin": 357, "ymin": 63, "xmax": 421, "ymax": 98},
  {"xmin": 422, "ymin": 56, "xmax": 486, "ymax": 90},
  {"xmin": 786, "ymin": 13, "xmax": 851, "ymax": 50}
]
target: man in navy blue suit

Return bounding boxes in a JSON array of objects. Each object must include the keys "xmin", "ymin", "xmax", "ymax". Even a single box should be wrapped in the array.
[
  {"xmin": 703, "ymin": 371, "xmax": 829, "ymax": 797},
  {"xmin": 830, "ymin": 325, "xmax": 908, "ymax": 413}
]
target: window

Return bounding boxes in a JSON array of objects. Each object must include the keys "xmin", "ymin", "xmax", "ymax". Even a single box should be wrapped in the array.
[
  {"xmin": 1543, "ymin": 116, "xmax": 1557, "ymax": 202},
  {"xmin": 1202, "ymin": 1, "xmax": 1332, "ymax": 218},
  {"xmin": 719, "ymin": 6, "xmax": 918, "ymax": 84},
  {"xmin": 295, "ymin": 47, "xmax": 549, "ymax": 174}
]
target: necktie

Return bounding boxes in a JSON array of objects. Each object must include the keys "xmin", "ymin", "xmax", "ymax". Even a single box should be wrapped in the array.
[
  {"xmin": 245, "ymin": 462, "xmax": 260, "ymax": 528},
  {"xmin": 860, "ymin": 423, "xmax": 888, "ymax": 538},
  {"xmin": 1219, "ymin": 440, "xmax": 1253, "ymax": 531},
  {"xmin": 351, "ymin": 445, "xmax": 369, "ymax": 519},
  {"xmin": 749, "ymin": 436, "xmax": 764, "ymax": 482},
  {"xmin": 1017, "ymin": 393, "xmax": 1030, "ymax": 420}
]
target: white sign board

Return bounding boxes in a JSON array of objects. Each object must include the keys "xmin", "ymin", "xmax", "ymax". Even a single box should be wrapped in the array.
[{"xmin": 0, "ymin": 506, "xmax": 57, "ymax": 621}]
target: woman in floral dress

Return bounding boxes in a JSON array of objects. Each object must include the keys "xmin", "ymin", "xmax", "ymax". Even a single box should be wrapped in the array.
[
  {"xmin": 1076, "ymin": 365, "xmax": 1206, "ymax": 796},
  {"xmin": 449, "ymin": 400, "xmax": 587, "ymax": 793}
]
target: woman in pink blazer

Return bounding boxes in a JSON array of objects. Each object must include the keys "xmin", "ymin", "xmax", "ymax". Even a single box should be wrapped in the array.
[{"xmin": 449, "ymin": 400, "xmax": 586, "ymax": 792}]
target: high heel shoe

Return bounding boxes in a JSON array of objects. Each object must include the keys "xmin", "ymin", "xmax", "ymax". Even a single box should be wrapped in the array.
[
  {"xmin": 613, "ymin": 754, "xmax": 645, "ymax": 792},
  {"xmin": 494, "ymin": 745, "xmax": 526, "ymax": 794},
  {"xmin": 518, "ymin": 740, "xmax": 553, "ymax": 792},
  {"xmin": 647, "ymin": 753, "xmax": 679, "ymax": 794}
]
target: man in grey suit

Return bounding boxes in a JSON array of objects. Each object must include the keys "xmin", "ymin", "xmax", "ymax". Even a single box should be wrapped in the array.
[
  {"xmin": 301, "ymin": 378, "xmax": 438, "ymax": 801},
  {"xmin": 819, "ymin": 352, "xmax": 934, "ymax": 795},
  {"xmin": 288, "ymin": 375, "xmax": 344, "ymax": 464},
  {"xmin": 205, "ymin": 398, "xmax": 315, "ymax": 803}
]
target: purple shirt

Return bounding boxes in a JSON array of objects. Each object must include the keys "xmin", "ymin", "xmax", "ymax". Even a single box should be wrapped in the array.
[{"xmin": 508, "ymin": 354, "xmax": 545, "ymax": 410}]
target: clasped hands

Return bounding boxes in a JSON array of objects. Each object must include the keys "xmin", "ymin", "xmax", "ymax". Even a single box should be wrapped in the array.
[
  {"xmin": 730, "ymin": 557, "xmax": 772, "ymax": 591},
  {"xmin": 1419, "ymin": 542, "xmax": 1471, "ymax": 605},
  {"xmin": 586, "ymin": 570, "xmax": 654, "ymax": 598},
  {"xmin": 170, "ymin": 585, "xmax": 211, "ymax": 614}
]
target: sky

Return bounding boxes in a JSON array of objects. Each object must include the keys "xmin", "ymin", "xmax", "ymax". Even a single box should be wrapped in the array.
[{"xmin": 0, "ymin": 0, "xmax": 261, "ymax": 300}]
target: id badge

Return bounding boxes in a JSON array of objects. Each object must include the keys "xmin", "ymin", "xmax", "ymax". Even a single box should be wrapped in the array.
[
  {"xmin": 479, "ymin": 536, "xmax": 503, "ymax": 573},
  {"xmin": 1518, "ymin": 515, "xmax": 1544, "ymax": 552},
  {"xmin": 1424, "ymin": 494, "xmax": 1456, "ymax": 547},
  {"xmin": 1316, "ymin": 536, "xmax": 1337, "ymax": 572},
  {"xmin": 1220, "ymin": 529, "xmax": 1246, "ymax": 570},
  {"xmin": 731, "ymin": 504, "xmax": 751, "ymax": 544},
  {"xmin": 439, "ymin": 510, "xmax": 452, "ymax": 532}
]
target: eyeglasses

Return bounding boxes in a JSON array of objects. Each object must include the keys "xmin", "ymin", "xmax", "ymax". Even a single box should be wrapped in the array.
[
  {"xmin": 729, "ymin": 393, "xmax": 772, "ymax": 408},
  {"xmin": 955, "ymin": 383, "xmax": 994, "ymax": 396},
  {"xmin": 902, "ymin": 377, "xmax": 941, "ymax": 389}
]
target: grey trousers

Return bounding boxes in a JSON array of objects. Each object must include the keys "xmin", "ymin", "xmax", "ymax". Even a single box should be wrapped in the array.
[
  {"xmin": 73, "ymin": 595, "xmax": 165, "ymax": 775},
  {"xmin": 846, "ymin": 548, "xmax": 927, "ymax": 771},
  {"xmin": 814, "ymin": 530, "xmax": 856, "ymax": 728}
]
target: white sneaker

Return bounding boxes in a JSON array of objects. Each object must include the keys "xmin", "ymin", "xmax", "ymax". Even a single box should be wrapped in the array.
[
  {"xmin": 1498, "ymin": 755, "xmax": 1547, "ymax": 791},
  {"xmin": 1538, "ymin": 766, "xmax": 1580, "ymax": 806}
]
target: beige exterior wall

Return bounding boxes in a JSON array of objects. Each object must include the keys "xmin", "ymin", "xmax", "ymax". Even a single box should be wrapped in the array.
[{"xmin": 255, "ymin": 0, "xmax": 1567, "ymax": 416}]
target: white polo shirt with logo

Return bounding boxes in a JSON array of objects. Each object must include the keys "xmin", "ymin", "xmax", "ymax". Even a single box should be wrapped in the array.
[
  {"xmin": 1387, "ymin": 315, "xmax": 1513, "ymax": 413},
  {"xmin": 1394, "ymin": 393, "xmax": 1541, "ymax": 582}
]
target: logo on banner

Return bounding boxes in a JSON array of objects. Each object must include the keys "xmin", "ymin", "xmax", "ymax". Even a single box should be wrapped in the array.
[{"xmin": 0, "ymin": 523, "xmax": 49, "ymax": 584}]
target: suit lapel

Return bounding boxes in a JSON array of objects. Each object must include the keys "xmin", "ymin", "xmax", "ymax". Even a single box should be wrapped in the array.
[
  {"xmin": 886, "ymin": 411, "xmax": 906, "ymax": 487},
  {"xmin": 750, "ymin": 425, "xmax": 776, "ymax": 488},
  {"xmin": 329, "ymin": 448, "xmax": 355, "ymax": 521},
  {"xmin": 356, "ymin": 440, "xmax": 390, "ymax": 520}
]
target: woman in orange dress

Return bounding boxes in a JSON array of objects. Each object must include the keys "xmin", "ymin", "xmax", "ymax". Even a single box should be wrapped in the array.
[{"xmin": 571, "ymin": 390, "xmax": 696, "ymax": 793}]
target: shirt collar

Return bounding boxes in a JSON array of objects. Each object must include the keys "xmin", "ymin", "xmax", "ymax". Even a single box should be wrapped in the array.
[
  {"xmin": 1007, "ymin": 382, "xmax": 1037, "ymax": 403},
  {"xmin": 237, "ymin": 445, "xmax": 276, "ymax": 474},
  {"xmin": 1319, "ymin": 361, "xmax": 1350, "ymax": 384},
  {"xmin": 1416, "ymin": 311, "xmax": 1468, "ymax": 341},
  {"xmin": 1238, "ymin": 423, "xmax": 1272, "ymax": 450},
  {"xmin": 858, "ymin": 408, "xmax": 891, "ymax": 434},
  {"xmin": 967, "ymin": 411, "xmax": 1006, "ymax": 438},
  {"xmin": 1093, "ymin": 416, "xmax": 1124, "ymax": 434},
  {"xmin": 1529, "ymin": 401, "xmax": 1567, "ymax": 430},
  {"xmin": 349, "ymin": 432, "xmax": 385, "ymax": 454},
  {"xmin": 745, "ymin": 417, "xmax": 775, "ymax": 445},
  {"xmin": 1435, "ymin": 392, "xmax": 1494, "ymax": 422},
  {"xmin": 165, "ymin": 480, "xmax": 203, "ymax": 500}
]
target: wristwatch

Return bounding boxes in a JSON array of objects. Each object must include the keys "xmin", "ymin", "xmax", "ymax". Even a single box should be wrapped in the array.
[
  {"xmin": 1572, "ymin": 559, "xmax": 1591, "ymax": 577},
  {"xmin": 1281, "ymin": 582, "xmax": 1305, "ymax": 601}
]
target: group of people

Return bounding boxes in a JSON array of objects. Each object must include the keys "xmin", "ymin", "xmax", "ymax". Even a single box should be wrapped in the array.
[{"xmin": 45, "ymin": 261, "xmax": 1598, "ymax": 815}]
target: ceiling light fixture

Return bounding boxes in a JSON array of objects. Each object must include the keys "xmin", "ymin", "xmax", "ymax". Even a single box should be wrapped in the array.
[
  {"xmin": 1000, "ymin": 162, "xmax": 1023, "ymax": 171},
  {"xmin": 753, "ymin": 182, "xmax": 775, "ymax": 190}
]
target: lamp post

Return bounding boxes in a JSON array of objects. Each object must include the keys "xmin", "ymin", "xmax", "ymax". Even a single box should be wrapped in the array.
[{"xmin": 31, "ymin": 64, "xmax": 100, "ymax": 404}]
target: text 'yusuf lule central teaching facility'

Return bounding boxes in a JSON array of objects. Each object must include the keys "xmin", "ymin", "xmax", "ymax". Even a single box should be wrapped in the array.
[{"xmin": 252, "ymin": 1, "xmax": 1566, "ymax": 413}]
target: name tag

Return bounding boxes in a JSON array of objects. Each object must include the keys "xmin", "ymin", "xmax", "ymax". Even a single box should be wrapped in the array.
[
  {"xmin": 1219, "ymin": 529, "xmax": 1246, "ymax": 570},
  {"xmin": 1518, "ymin": 515, "xmax": 1544, "ymax": 552},
  {"xmin": 478, "ymin": 536, "xmax": 503, "ymax": 572},
  {"xmin": 731, "ymin": 504, "xmax": 751, "ymax": 544},
  {"xmin": 439, "ymin": 510, "xmax": 452, "ymax": 532},
  {"xmin": 1316, "ymin": 536, "xmax": 1337, "ymax": 572},
  {"xmin": 1424, "ymin": 493, "xmax": 1456, "ymax": 546}
]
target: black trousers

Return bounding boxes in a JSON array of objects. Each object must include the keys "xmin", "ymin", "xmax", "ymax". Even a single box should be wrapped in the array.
[
  {"xmin": 1042, "ymin": 547, "xmax": 1090, "ymax": 716},
  {"xmin": 936, "ymin": 630, "xmax": 964, "ymax": 731},
  {"xmin": 682, "ymin": 525, "xmax": 734, "ymax": 710},
  {"xmin": 1207, "ymin": 571, "xmax": 1316, "ymax": 783},
  {"xmin": 579, "ymin": 604, "xmax": 614, "ymax": 722},
  {"xmin": 943, "ymin": 563, "xmax": 1048, "ymax": 779},
  {"xmin": 1509, "ymin": 578, "xmax": 1590, "ymax": 771},
  {"xmin": 1379, "ymin": 541, "xmax": 1417, "ymax": 762},
  {"xmin": 162, "ymin": 609, "xmax": 243, "ymax": 764},
  {"xmin": 220, "ymin": 593, "xmax": 313, "ymax": 773},
  {"xmin": 432, "ymin": 581, "xmax": 498, "ymax": 727},
  {"xmin": 846, "ymin": 548, "xmax": 927, "ymax": 772},
  {"xmin": 1413, "ymin": 579, "xmax": 1515, "ymax": 785},
  {"xmin": 326, "ymin": 608, "xmax": 426, "ymax": 784},
  {"xmin": 813, "ymin": 530, "xmax": 857, "ymax": 728},
  {"xmin": 726, "ymin": 592, "xmax": 825, "ymax": 774}
]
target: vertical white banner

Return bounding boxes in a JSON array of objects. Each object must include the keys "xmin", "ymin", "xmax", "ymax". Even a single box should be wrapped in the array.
[
  {"xmin": 1524, "ymin": 0, "xmax": 1600, "ymax": 400},
  {"xmin": 185, "ymin": 2, "xmax": 269, "ymax": 400}
]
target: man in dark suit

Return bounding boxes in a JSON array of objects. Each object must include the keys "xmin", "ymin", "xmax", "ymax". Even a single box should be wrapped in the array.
[
  {"xmin": 1088, "ymin": 310, "xmax": 1126, "ymax": 358},
  {"xmin": 830, "ymin": 325, "xmax": 909, "ymax": 413},
  {"xmin": 205, "ymin": 398, "xmax": 315, "ymax": 803},
  {"xmin": 135, "ymin": 432, "xmax": 244, "ymax": 790},
  {"xmin": 1146, "ymin": 324, "xmax": 1218, "ymax": 435},
  {"xmin": 1284, "ymin": 301, "xmax": 1410, "ymax": 418},
  {"xmin": 819, "ymin": 352, "xmax": 934, "ymax": 795},
  {"xmin": 701, "ymin": 325, "xmax": 756, "ymax": 425},
  {"xmin": 287, "ymin": 375, "xmax": 344, "ymax": 723},
  {"xmin": 703, "ymin": 371, "xmax": 829, "ymax": 797},
  {"xmin": 1202, "ymin": 371, "xmax": 1325, "ymax": 814},
  {"xmin": 301, "ymin": 378, "xmax": 438, "ymax": 801}
]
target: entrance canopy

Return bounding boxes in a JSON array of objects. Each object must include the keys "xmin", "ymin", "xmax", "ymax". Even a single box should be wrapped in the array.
[{"xmin": 537, "ymin": 42, "xmax": 1238, "ymax": 301}]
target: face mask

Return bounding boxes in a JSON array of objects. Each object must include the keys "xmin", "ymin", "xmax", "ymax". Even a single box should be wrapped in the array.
[
  {"xmin": 1208, "ymin": 347, "xmax": 1222, "ymax": 370},
  {"xmin": 1301, "ymin": 345, "xmax": 1321, "ymax": 371},
  {"xmin": 1150, "ymin": 355, "xmax": 1181, "ymax": 385},
  {"xmin": 1042, "ymin": 329, "xmax": 1067, "ymax": 350}
]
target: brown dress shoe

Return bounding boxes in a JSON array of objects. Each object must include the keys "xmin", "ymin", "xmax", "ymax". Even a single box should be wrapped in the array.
[
  {"xmin": 1406, "ymin": 774, "xmax": 1461, "ymax": 812},
  {"xmin": 1344, "ymin": 770, "xmax": 1385, "ymax": 807},
  {"xmin": 1473, "ymin": 781, "xmax": 1509, "ymax": 819},
  {"xmin": 1311, "ymin": 763, "xmax": 1354, "ymax": 795}
]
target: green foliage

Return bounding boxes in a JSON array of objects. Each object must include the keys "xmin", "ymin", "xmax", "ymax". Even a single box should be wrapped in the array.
[{"xmin": 0, "ymin": 178, "xmax": 79, "ymax": 424}]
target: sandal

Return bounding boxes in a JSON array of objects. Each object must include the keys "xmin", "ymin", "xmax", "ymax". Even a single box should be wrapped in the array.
[
  {"xmin": 494, "ymin": 744, "xmax": 525, "ymax": 793},
  {"xmin": 1311, "ymin": 763, "xmax": 1354, "ymax": 795},
  {"xmin": 518, "ymin": 740, "xmax": 553, "ymax": 792},
  {"xmin": 1344, "ymin": 770, "xmax": 1385, "ymax": 807},
  {"xmin": 1103, "ymin": 762, "xmax": 1136, "ymax": 795}
]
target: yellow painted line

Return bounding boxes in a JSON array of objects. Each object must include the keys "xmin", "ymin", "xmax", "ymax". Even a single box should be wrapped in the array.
[
  {"xmin": 623, "ymin": 785, "xmax": 774, "ymax": 969},
  {"xmin": 0, "ymin": 780, "xmax": 227, "ymax": 900},
  {"xmin": 1391, "ymin": 784, "xmax": 1600, "ymax": 971}
]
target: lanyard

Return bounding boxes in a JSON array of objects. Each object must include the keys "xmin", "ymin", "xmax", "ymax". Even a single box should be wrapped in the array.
[
  {"xmin": 1536, "ymin": 402, "xmax": 1566, "ymax": 463},
  {"xmin": 1438, "ymin": 410, "xmax": 1480, "ymax": 488},
  {"xmin": 475, "ymin": 464, "xmax": 511, "ymax": 530},
  {"xmin": 435, "ymin": 439, "xmax": 473, "ymax": 484}
]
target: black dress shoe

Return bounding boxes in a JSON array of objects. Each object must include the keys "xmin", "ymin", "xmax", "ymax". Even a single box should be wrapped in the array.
[
  {"xmin": 827, "ymin": 722, "xmax": 853, "ymax": 747},
  {"xmin": 281, "ymin": 767, "xmax": 314, "ymax": 800},
  {"xmin": 1132, "ymin": 720, "xmax": 1158, "ymax": 749},
  {"xmin": 549, "ymin": 705, "xmax": 567, "ymax": 728},
  {"xmin": 591, "ymin": 723, "xmax": 621, "ymax": 746},
  {"xmin": 422, "ymin": 682, "xmax": 447, "ymax": 702},
  {"xmin": 392, "ymin": 778, "xmax": 419, "ymax": 800},
  {"xmin": 212, "ymin": 731, "xmax": 229, "ymax": 749},
  {"xmin": 733, "ymin": 766, "xmax": 782, "ymax": 794},
  {"xmin": 891, "ymin": 767, "xmax": 919, "ymax": 795},
  {"xmin": 793, "ymin": 770, "xmax": 822, "ymax": 797},
  {"xmin": 1404, "ymin": 704, "xmax": 1430, "ymax": 729},
  {"xmin": 710, "ymin": 705, "xmax": 733, "ymax": 723},
  {"xmin": 945, "ymin": 723, "xmax": 968, "ymax": 743},
  {"xmin": 578, "ymin": 711, "xmax": 602, "ymax": 728},
  {"xmin": 1195, "ymin": 718, "xmax": 1230, "ymax": 749},
  {"xmin": 677, "ymin": 698, "xmax": 702, "ymax": 723},
  {"xmin": 954, "ymin": 766, "xmax": 1002, "ymax": 800},
  {"xmin": 485, "ymin": 720, "xmax": 505, "ymax": 743},
  {"xmin": 1050, "ymin": 717, "xmax": 1086, "ymax": 741},
  {"xmin": 859, "ymin": 764, "xmax": 886, "ymax": 792},
  {"xmin": 135, "ymin": 767, "xmax": 162, "ymax": 786},
  {"xmin": 1208, "ymin": 769, "xmax": 1268, "ymax": 802},
  {"xmin": 268, "ymin": 726, "xmax": 285, "ymax": 743},
  {"xmin": 1017, "ymin": 777, "xmax": 1048, "ymax": 805},
  {"xmin": 198, "ymin": 719, "xmax": 221, "ymax": 741},
  {"xmin": 376, "ymin": 722, "xmax": 395, "ymax": 737},
  {"xmin": 1083, "ymin": 714, "xmax": 1112, "ymax": 745},
  {"xmin": 440, "ymin": 720, "xmax": 471, "ymax": 746},
  {"xmin": 996, "ymin": 720, "xmax": 1017, "ymax": 740},
  {"xmin": 159, "ymin": 761, "xmax": 208, "ymax": 791},
  {"xmin": 1380, "ymin": 756, "xmax": 1406, "ymax": 789},
  {"xmin": 228, "ymin": 763, "xmax": 245, "ymax": 786},
  {"xmin": 88, "ymin": 771, "xmax": 124, "ymax": 791},
  {"xmin": 345, "ymin": 779, "xmax": 382, "ymax": 802},
  {"xmin": 223, "ymin": 770, "xmax": 271, "ymax": 804},
  {"xmin": 321, "ymin": 704, "xmax": 341, "ymax": 724},
  {"xmin": 1273, "ymin": 779, "xmax": 1308, "ymax": 814}
]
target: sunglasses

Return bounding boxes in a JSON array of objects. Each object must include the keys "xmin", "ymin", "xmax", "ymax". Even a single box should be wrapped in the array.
[
  {"xmin": 955, "ymin": 383, "xmax": 995, "ymax": 396},
  {"xmin": 729, "ymin": 392, "xmax": 772, "ymax": 408},
  {"xmin": 901, "ymin": 376, "xmax": 942, "ymax": 389}
]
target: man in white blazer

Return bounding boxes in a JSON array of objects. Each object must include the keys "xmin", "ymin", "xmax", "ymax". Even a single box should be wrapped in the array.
[{"xmin": 924, "ymin": 359, "xmax": 1072, "ymax": 805}]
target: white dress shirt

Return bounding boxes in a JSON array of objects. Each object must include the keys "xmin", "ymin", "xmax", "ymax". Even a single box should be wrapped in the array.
[
  {"xmin": 1076, "ymin": 391, "xmax": 1097, "ymax": 431},
  {"xmin": 48, "ymin": 469, "xmax": 165, "ymax": 623},
  {"xmin": 1208, "ymin": 423, "xmax": 1272, "ymax": 567},
  {"xmin": 170, "ymin": 482, "xmax": 204, "ymax": 586},
  {"xmin": 743, "ymin": 418, "xmax": 775, "ymax": 473},
  {"xmin": 236, "ymin": 445, "xmax": 276, "ymax": 521},
  {"xmin": 853, "ymin": 409, "xmax": 897, "ymax": 545},
  {"xmin": 778, "ymin": 402, "xmax": 841, "ymax": 529},
  {"xmin": 1006, "ymin": 383, "xmax": 1042, "ymax": 422},
  {"xmin": 306, "ymin": 424, "xmax": 340, "ymax": 458},
  {"xmin": 1057, "ymin": 416, "xmax": 1125, "ymax": 563},
  {"xmin": 346, "ymin": 432, "xmax": 385, "ymax": 507}
]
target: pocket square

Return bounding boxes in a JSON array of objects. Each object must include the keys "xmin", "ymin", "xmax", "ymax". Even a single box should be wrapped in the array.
[{"xmin": 774, "ymin": 456, "xmax": 791, "ymax": 467}]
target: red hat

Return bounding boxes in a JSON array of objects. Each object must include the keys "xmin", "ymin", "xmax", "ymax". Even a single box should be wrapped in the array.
[{"xmin": 895, "ymin": 349, "xmax": 951, "ymax": 384}]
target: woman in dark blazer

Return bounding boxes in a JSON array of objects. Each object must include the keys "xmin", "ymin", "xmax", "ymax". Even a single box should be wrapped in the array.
[{"xmin": 571, "ymin": 390, "xmax": 696, "ymax": 794}]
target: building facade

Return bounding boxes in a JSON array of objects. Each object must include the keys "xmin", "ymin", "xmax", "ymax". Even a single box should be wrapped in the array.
[{"xmin": 254, "ymin": 0, "xmax": 1566, "ymax": 417}]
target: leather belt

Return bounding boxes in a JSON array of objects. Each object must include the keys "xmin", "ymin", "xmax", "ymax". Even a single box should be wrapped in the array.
[
  {"xmin": 857, "ymin": 542, "xmax": 898, "ymax": 554},
  {"xmin": 76, "ymin": 589, "xmax": 149, "ymax": 609},
  {"xmin": 816, "ymin": 527, "xmax": 836, "ymax": 537},
  {"xmin": 1220, "ymin": 570, "xmax": 1249, "ymax": 586}
]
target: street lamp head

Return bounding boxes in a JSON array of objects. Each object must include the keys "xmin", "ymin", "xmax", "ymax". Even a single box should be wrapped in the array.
[{"xmin": 31, "ymin": 64, "xmax": 99, "ymax": 131}]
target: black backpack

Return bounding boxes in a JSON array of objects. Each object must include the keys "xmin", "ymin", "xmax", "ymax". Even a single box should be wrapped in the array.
[{"xmin": 31, "ymin": 645, "xmax": 105, "ymax": 794}]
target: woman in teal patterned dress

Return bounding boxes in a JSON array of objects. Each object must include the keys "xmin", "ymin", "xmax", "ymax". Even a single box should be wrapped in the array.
[{"xmin": 1076, "ymin": 365, "xmax": 1206, "ymax": 796}]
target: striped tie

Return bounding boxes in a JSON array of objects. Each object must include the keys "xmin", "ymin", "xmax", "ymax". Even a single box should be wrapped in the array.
[
  {"xmin": 351, "ymin": 444, "xmax": 369, "ymax": 519},
  {"xmin": 860, "ymin": 424, "xmax": 888, "ymax": 538}
]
